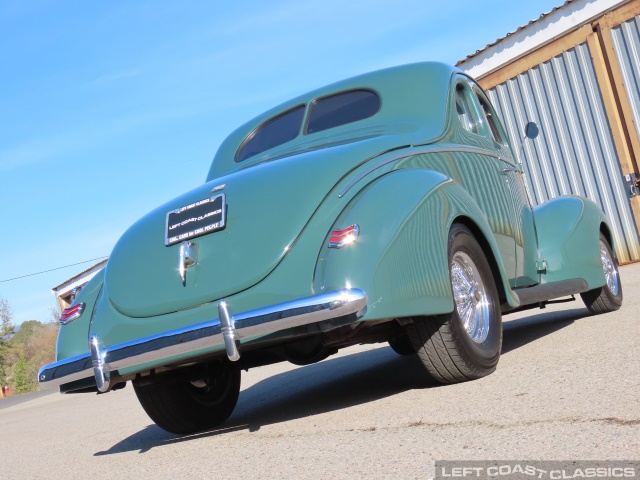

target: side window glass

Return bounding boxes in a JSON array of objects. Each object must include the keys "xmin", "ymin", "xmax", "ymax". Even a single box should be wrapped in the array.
[
  {"xmin": 306, "ymin": 90, "xmax": 380, "ymax": 134},
  {"xmin": 477, "ymin": 94, "xmax": 507, "ymax": 146},
  {"xmin": 236, "ymin": 105, "xmax": 305, "ymax": 162},
  {"xmin": 455, "ymin": 85, "xmax": 478, "ymax": 135}
]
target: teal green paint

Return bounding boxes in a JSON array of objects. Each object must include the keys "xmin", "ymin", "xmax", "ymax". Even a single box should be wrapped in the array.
[
  {"xmin": 53, "ymin": 62, "xmax": 611, "ymax": 377},
  {"xmin": 55, "ymin": 270, "xmax": 104, "ymax": 361},
  {"xmin": 517, "ymin": 205, "xmax": 540, "ymax": 286},
  {"xmin": 534, "ymin": 196, "xmax": 607, "ymax": 288},
  {"xmin": 207, "ymin": 62, "xmax": 455, "ymax": 181},
  {"xmin": 316, "ymin": 170, "xmax": 454, "ymax": 320},
  {"xmin": 316, "ymin": 168, "xmax": 521, "ymax": 319},
  {"xmin": 435, "ymin": 182, "xmax": 520, "ymax": 308},
  {"xmin": 106, "ymin": 135, "xmax": 404, "ymax": 318}
]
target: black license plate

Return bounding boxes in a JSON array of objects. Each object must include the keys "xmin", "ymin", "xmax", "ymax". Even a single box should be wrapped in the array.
[{"xmin": 165, "ymin": 194, "xmax": 226, "ymax": 246}]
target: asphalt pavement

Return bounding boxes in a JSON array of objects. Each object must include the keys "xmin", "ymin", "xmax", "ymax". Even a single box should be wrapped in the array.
[{"xmin": 1, "ymin": 263, "xmax": 638, "ymax": 479}]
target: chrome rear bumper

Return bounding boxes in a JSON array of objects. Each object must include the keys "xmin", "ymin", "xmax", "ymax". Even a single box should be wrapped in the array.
[{"xmin": 38, "ymin": 288, "xmax": 367, "ymax": 393}]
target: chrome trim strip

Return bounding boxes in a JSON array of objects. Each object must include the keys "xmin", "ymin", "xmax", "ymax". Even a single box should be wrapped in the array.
[
  {"xmin": 338, "ymin": 145, "xmax": 503, "ymax": 198},
  {"xmin": 38, "ymin": 288, "xmax": 367, "ymax": 390}
]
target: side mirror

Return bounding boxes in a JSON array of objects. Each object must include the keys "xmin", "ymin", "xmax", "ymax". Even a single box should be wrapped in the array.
[{"xmin": 524, "ymin": 121, "xmax": 539, "ymax": 140}]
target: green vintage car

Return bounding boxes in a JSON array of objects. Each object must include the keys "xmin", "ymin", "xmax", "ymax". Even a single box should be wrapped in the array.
[{"xmin": 39, "ymin": 62, "xmax": 623, "ymax": 434}]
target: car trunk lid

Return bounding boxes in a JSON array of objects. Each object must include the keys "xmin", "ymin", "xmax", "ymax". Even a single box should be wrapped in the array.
[{"xmin": 104, "ymin": 136, "xmax": 401, "ymax": 317}]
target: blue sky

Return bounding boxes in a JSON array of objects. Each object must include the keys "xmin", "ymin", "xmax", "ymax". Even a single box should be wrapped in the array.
[{"xmin": 0, "ymin": 0, "xmax": 563, "ymax": 325}]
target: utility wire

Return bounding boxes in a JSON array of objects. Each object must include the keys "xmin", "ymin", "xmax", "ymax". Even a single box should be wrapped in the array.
[{"xmin": 0, "ymin": 256, "xmax": 108, "ymax": 283}]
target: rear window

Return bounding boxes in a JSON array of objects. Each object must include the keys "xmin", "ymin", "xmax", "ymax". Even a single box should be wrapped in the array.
[
  {"xmin": 306, "ymin": 90, "xmax": 380, "ymax": 134},
  {"xmin": 236, "ymin": 105, "xmax": 305, "ymax": 162},
  {"xmin": 235, "ymin": 89, "xmax": 381, "ymax": 162}
]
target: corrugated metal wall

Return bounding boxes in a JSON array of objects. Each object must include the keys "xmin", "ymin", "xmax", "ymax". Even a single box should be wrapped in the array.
[
  {"xmin": 486, "ymin": 41, "xmax": 640, "ymax": 263},
  {"xmin": 611, "ymin": 14, "xmax": 640, "ymax": 147}
]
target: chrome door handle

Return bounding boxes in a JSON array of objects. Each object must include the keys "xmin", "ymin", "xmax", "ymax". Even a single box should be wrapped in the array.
[{"xmin": 501, "ymin": 167, "xmax": 520, "ymax": 175}]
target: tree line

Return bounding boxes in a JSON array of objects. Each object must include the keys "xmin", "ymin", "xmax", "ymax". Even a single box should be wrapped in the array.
[{"xmin": 0, "ymin": 297, "xmax": 59, "ymax": 395}]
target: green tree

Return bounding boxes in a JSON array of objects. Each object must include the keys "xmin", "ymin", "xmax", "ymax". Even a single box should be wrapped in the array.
[
  {"xmin": 5, "ymin": 319, "xmax": 58, "ymax": 394},
  {"xmin": 0, "ymin": 297, "xmax": 15, "ymax": 386},
  {"xmin": 0, "ymin": 297, "xmax": 14, "ymax": 338},
  {"xmin": 11, "ymin": 320, "xmax": 40, "ymax": 344},
  {"xmin": 13, "ymin": 356, "xmax": 36, "ymax": 394},
  {"xmin": 0, "ymin": 299, "xmax": 59, "ymax": 395}
]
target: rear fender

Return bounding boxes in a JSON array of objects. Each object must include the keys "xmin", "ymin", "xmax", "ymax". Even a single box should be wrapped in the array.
[
  {"xmin": 55, "ymin": 269, "xmax": 104, "ymax": 361},
  {"xmin": 534, "ymin": 196, "xmax": 608, "ymax": 288},
  {"xmin": 314, "ymin": 169, "xmax": 516, "ymax": 320}
]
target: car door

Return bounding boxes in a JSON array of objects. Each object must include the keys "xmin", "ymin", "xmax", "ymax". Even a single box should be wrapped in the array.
[{"xmin": 468, "ymin": 81, "xmax": 539, "ymax": 287}]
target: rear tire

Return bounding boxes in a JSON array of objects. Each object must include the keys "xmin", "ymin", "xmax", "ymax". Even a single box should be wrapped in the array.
[
  {"xmin": 388, "ymin": 335, "xmax": 415, "ymax": 355},
  {"xmin": 133, "ymin": 367, "xmax": 241, "ymax": 435},
  {"xmin": 406, "ymin": 224, "xmax": 502, "ymax": 384},
  {"xmin": 581, "ymin": 234, "xmax": 623, "ymax": 314}
]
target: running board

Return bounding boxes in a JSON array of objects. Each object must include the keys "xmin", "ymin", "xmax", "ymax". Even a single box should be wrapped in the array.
[{"xmin": 511, "ymin": 279, "xmax": 589, "ymax": 309}]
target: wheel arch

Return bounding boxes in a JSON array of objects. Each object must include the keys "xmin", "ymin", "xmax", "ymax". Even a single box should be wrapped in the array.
[
  {"xmin": 450, "ymin": 215, "xmax": 509, "ymax": 308},
  {"xmin": 315, "ymin": 169, "xmax": 518, "ymax": 320},
  {"xmin": 600, "ymin": 222, "xmax": 616, "ymax": 259}
]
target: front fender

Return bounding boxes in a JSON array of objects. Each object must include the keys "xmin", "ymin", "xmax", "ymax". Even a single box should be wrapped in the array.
[
  {"xmin": 314, "ymin": 169, "xmax": 516, "ymax": 320},
  {"xmin": 534, "ymin": 195, "xmax": 609, "ymax": 288}
]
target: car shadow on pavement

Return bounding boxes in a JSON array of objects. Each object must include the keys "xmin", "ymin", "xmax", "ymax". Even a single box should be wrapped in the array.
[
  {"xmin": 502, "ymin": 307, "xmax": 588, "ymax": 354},
  {"xmin": 95, "ymin": 306, "xmax": 591, "ymax": 455},
  {"xmin": 95, "ymin": 348, "xmax": 432, "ymax": 455},
  {"xmin": 230, "ymin": 347, "xmax": 434, "ymax": 427}
]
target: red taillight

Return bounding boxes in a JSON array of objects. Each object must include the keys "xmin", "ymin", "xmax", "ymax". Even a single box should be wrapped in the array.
[
  {"xmin": 329, "ymin": 224, "xmax": 359, "ymax": 248},
  {"xmin": 59, "ymin": 303, "xmax": 86, "ymax": 325}
]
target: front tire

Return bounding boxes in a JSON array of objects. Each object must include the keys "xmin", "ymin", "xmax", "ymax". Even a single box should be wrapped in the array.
[
  {"xmin": 581, "ymin": 234, "xmax": 623, "ymax": 314},
  {"xmin": 406, "ymin": 224, "xmax": 502, "ymax": 384},
  {"xmin": 133, "ymin": 367, "xmax": 241, "ymax": 435}
]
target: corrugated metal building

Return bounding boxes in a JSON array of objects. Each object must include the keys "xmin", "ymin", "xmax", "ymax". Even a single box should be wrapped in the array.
[{"xmin": 458, "ymin": 0, "xmax": 640, "ymax": 263}]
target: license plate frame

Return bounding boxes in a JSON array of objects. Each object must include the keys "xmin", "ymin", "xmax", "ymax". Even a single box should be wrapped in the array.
[{"xmin": 165, "ymin": 193, "xmax": 226, "ymax": 246}]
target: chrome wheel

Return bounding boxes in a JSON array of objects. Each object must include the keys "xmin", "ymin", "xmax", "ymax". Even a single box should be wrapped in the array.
[
  {"xmin": 581, "ymin": 234, "xmax": 622, "ymax": 314},
  {"xmin": 599, "ymin": 240, "xmax": 620, "ymax": 296},
  {"xmin": 451, "ymin": 251, "xmax": 490, "ymax": 343},
  {"xmin": 406, "ymin": 224, "xmax": 502, "ymax": 384}
]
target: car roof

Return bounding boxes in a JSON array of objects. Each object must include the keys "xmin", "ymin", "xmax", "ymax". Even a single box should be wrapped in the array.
[{"xmin": 207, "ymin": 62, "xmax": 460, "ymax": 180}]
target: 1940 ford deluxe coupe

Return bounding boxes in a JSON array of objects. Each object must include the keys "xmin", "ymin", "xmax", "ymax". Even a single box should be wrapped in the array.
[{"xmin": 39, "ymin": 62, "xmax": 623, "ymax": 434}]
